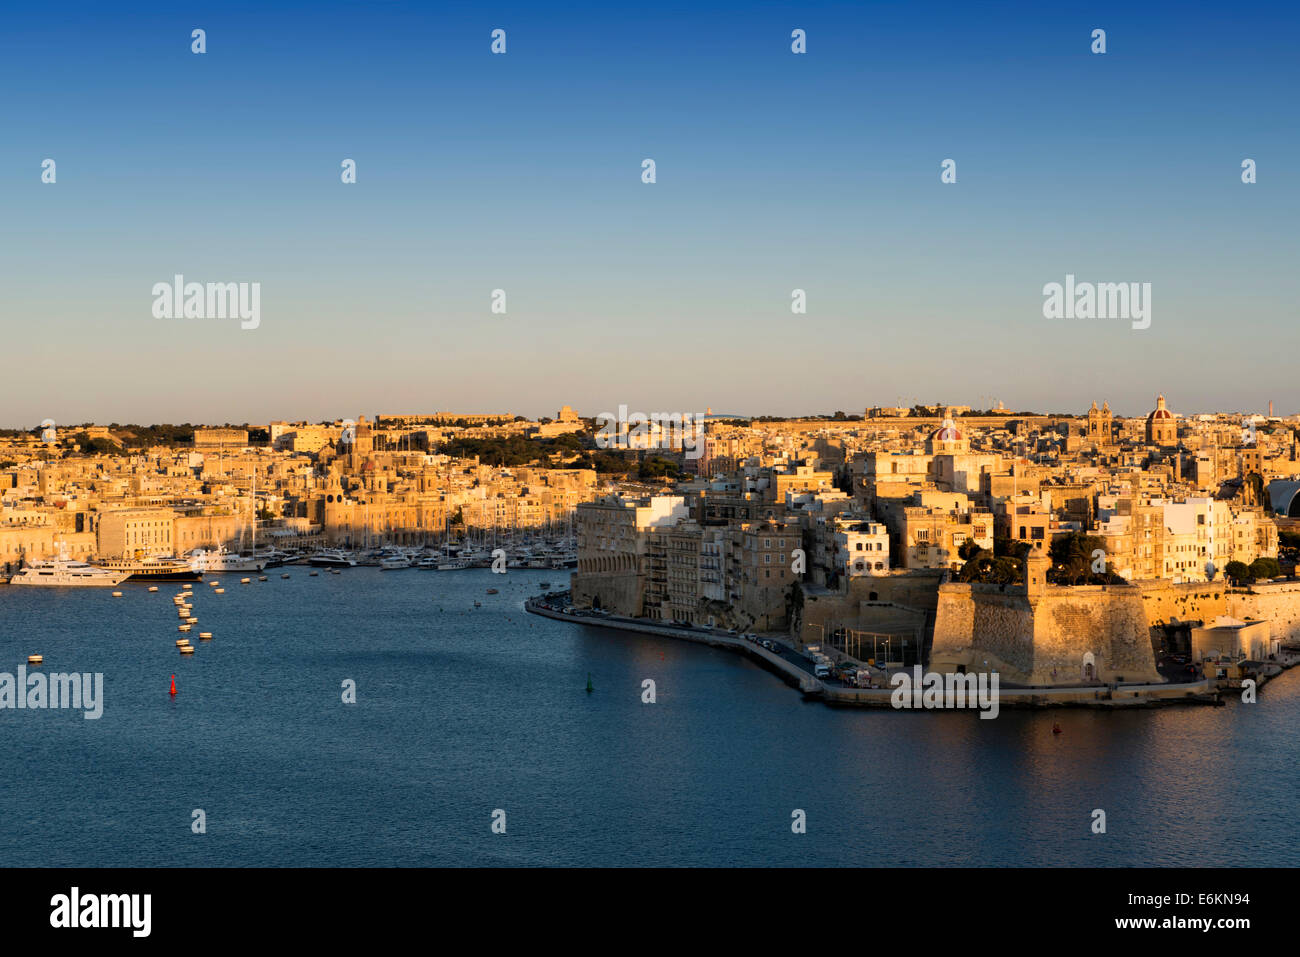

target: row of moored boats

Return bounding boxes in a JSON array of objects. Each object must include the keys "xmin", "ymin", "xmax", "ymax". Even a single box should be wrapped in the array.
[{"xmin": 4, "ymin": 541, "xmax": 577, "ymax": 585}]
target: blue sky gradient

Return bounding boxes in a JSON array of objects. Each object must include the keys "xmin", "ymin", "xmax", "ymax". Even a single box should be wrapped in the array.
[{"xmin": 2, "ymin": 1, "xmax": 1296, "ymax": 425}]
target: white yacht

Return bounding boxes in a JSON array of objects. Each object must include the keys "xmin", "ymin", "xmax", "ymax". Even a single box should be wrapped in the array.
[
  {"xmin": 310, "ymin": 549, "xmax": 356, "ymax": 568},
  {"xmin": 189, "ymin": 547, "xmax": 267, "ymax": 573},
  {"xmin": 11, "ymin": 558, "xmax": 130, "ymax": 587}
]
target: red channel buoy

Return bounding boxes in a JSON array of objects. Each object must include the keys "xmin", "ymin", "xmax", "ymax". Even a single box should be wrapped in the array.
[{"xmin": 170, "ymin": 675, "xmax": 177, "ymax": 697}]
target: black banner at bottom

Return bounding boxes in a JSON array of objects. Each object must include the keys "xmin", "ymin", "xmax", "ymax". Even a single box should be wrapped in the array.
[{"xmin": 0, "ymin": 867, "xmax": 1274, "ymax": 943}]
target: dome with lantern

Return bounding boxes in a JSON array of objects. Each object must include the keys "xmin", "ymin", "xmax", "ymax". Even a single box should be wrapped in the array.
[
  {"xmin": 927, "ymin": 408, "xmax": 970, "ymax": 454},
  {"xmin": 1145, "ymin": 394, "xmax": 1177, "ymax": 446}
]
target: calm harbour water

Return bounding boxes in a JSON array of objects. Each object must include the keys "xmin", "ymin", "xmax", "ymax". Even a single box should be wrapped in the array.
[{"xmin": 1, "ymin": 567, "xmax": 1297, "ymax": 867}]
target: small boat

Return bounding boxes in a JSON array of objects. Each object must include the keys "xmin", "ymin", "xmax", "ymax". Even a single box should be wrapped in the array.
[
  {"xmin": 1052, "ymin": 723, "xmax": 1062, "ymax": 735},
  {"xmin": 27, "ymin": 655, "xmax": 43, "ymax": 665},
  {"xmin": 180, "ymin": 645, "xmax": 195, "ymax": 654},
  {"xmin": 187, "ymin": 617, "xmax": 198, "ymax": 624},
  {"xmin": 178, "ymin": 624, "xmax": 192, "ymax": 632},
  {"xmin": 176, "ymin": 639, "xmax": 190, "ymax": 647},
  {"xmin": 214, "ymin": 588, "xmax": 225, "ymax": 594},
  {"xmin": 112, "ymin": 591, "xmax": 123, "ymax": 597},
  {"xmin": 148, "ymin": 586, "xmax": 159, "ymax": 592},
  {"xmin": 486, "ymin": 588, "xmax": 498, "ymax": 595},
  {"xmin": 199, "ymin": 632, "xmax": 212, "ymax": 640},
  {"xmin": 240, "ymin": 578, "xmax": 251, "ymax": 584},
  {"xmin": 282, "ymin": 573, "xmax": 291, "ymax": 579},
  {"xmin": 309, "ymin": 571, "xmax": 319, "ymax": 577},
  {"xmin": 258, "ymin": 576, "xmax": 268, "ymax": 582}
]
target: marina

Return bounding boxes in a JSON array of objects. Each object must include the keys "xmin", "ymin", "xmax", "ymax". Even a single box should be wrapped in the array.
[{"xmin": 1, "ymin": 565, "xmax": 1296, "ymax": 867}]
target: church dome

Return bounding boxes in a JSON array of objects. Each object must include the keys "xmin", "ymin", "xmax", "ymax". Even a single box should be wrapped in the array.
[
  {"xmin": 931, "ymin": 419, "xmax": 963, "ymax": 442},
  {"xmin": 1147, "ymin": 394, "xmax": 1174, "ymax": 421}
]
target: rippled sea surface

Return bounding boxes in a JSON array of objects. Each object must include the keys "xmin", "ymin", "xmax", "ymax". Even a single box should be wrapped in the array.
[{"xmin": 1, "ymin": 567, "xmax": 1296, "ymax": 867}]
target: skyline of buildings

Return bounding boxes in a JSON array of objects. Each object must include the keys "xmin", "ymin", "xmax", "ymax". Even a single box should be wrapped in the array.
[{"xmin": 5, "ymin": 393, "xmax": 1300, "ymax": 433}]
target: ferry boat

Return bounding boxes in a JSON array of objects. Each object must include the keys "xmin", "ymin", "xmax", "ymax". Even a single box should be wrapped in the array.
[
  {"xmin": 11, "ymin": 558, "xmax": 131, "ymax": 588},
  {"xmin": 309, "ymin": 549, "xmax": 356, "ymax": 568},
  {"xmin": 92, "ymin": 556, "xmax": 202, "ymax": 582}
]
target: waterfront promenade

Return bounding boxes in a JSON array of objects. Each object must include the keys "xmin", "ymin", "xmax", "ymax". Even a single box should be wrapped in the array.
[{"xmin": 525, "ymin": 593, "xmax": 1241, "ymax": 710}]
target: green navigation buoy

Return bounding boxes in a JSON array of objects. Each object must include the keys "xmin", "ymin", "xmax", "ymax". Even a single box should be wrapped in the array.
[{"xmin": 585, "ymin": 672, "xmax": 594, "ymax": 694}]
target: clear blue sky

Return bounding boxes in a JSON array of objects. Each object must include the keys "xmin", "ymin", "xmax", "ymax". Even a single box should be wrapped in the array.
[{"xmin": 2, "ymin": 0, "xmax": 1296, "ymax": 427}]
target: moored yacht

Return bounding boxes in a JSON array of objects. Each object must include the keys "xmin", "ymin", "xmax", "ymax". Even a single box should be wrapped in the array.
[
  {"xmin": 309, "ymin": 549, "xmax": 356, "ymax": 568},
  {"xmin": 249, "ymin": 547, "xmax": 292, "ymax": 567},
  {"xmin": 189, "ymin": 547, "xmax": 267, "ymax": 573},
  {"xmin": 92, "ymin": 556, "xmax": 202, "ymax": 582},
  {"xmin": 11, "ymin": 558, "xmax": 131, "ymax": 587}
]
